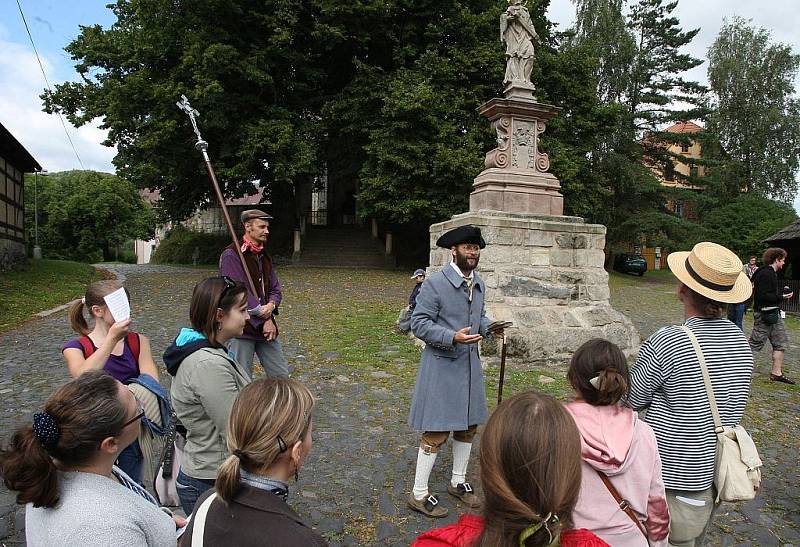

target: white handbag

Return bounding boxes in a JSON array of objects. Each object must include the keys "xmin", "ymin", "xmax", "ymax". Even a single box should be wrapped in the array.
[{"xmin": 682, "ymin": 326, "xmax": 762, "ymax": 502}]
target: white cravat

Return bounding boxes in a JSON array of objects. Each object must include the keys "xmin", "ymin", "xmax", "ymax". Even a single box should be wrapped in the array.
[{"xmin": 450, "ymin": 262, "xmax": 474, "ymax": 301}]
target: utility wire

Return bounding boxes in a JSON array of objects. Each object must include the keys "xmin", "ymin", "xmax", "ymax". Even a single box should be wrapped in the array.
[{"xmin": 15, "ymin": 0, "xmax": 85, "ymax": 169}]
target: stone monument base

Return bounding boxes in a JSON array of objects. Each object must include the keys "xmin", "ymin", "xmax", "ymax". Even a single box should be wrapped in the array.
[{"xmin": 428, "ymin": 210, "xmax": 640, "ymax": 363}]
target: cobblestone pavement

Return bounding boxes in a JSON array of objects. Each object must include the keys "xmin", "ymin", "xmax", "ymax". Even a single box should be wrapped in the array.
[{"xmin": 0, "ymin": 265, "xmax": 797, "ymax": 546}]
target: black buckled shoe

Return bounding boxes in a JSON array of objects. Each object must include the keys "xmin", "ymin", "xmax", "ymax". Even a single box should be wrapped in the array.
[
  {"xmin": 447, "ymin": 482, "xmax": 481, "ymax": 509},
  {"xmin": 407, "ymin": 493, "xmax": 448, "ymax": 518}
]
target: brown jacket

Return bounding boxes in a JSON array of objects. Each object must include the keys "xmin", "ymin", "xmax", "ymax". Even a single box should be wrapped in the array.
[{"xmin": 180, "ymin": 484, "xmax": 327, "ymax": 547}]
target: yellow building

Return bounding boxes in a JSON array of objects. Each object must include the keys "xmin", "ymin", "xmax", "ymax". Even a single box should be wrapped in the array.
[{"xmin": 653, "ymin": 121, "xmax": 704, "ymax": 220}]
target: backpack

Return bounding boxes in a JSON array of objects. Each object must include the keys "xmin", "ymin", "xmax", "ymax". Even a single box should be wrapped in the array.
[{"xmin": 78, "ymin": 332, "xmax": 140, "ymax": 363}]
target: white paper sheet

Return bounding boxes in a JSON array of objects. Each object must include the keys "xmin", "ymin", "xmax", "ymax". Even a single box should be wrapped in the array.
[{"xmin": 103, "ymin": 287, "xmax": 131, "ymax": 322}]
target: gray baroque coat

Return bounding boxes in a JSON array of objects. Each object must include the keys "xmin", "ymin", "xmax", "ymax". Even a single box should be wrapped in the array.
[{"xmin": 408, "ymin": 264, "xmax": 492, "ymax": 432}]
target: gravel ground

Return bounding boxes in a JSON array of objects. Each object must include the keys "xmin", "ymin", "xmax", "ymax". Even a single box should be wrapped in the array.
[{"xmin": 0, "ymin": 264, "xmax": 797, "ymax": 545}]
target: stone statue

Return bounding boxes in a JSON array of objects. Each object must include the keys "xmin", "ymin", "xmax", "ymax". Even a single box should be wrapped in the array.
[{"xmin": 500, "ymin": 0, "xmax": 539, "ymax": 88}]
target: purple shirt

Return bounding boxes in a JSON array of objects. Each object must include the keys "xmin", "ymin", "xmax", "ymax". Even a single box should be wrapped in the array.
[
  {"xmin": 219, "ymin": 248, "xmax": 283, "ymax": 341},
  {"xmin": 61, "ymin": 337, "xmax": 140, "ymax": 383}
]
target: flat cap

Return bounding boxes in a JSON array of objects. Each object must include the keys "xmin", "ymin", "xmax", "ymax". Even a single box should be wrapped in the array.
[
  {"xmin": 240, "ymin": 209, "xmax": 273, "ymax": 223},
  {"xmin": 436, "ymin": 225, "xmax": 486, "ymax": 249}
]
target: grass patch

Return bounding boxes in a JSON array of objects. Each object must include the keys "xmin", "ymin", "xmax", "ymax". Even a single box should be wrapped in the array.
[{"xmin": 0, "ymin": 259, "xmax": 106, "ymax": 333}]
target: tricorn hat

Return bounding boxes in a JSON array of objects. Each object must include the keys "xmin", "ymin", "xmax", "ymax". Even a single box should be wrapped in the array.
[
  {"xmin": 436, "ymin": 225, "xmax": 486, "ymax": 249},
  {"xmin": 667, "ymin": 242, "xmax": 752, "ymax": 304},
  {"xmin": 240, "ymin": 209, "xmax": 273, "ymax": 224}
]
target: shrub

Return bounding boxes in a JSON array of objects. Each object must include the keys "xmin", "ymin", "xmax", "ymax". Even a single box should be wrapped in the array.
[{"xmin": 151, "ymin": 226, "xmax": 230, "ymax": 265}]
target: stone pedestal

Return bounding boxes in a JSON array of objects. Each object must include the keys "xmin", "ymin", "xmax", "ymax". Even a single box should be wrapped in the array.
[
  {"xmin": 470, "ymin": 97, "xmax": 564, "ymax": 216},
  {"xmin": 429, "ymin": 211, "xmax": 640, "ymax": 363}
]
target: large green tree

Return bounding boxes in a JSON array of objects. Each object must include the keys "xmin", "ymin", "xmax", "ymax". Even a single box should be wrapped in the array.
[
  {"xmin": 707, "ymin": 16, "xmax": 800, "ymax": 201},
  {"xmin": 569, "ymin": 0, "xmax": 635, "ymax": 103},
  {"xmin": 25, "ymin": 171, "xmax": 155, "ymax": 262},
  {"xmin": 566, "ymin": 0, "xmax": 706, "ymax": 249},
  {"xmin": 44, "ymin": 0, "xmax": 324, "ymax": 222}
]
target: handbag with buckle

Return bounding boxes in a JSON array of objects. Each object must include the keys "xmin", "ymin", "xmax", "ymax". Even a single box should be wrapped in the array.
[{"xmin": 681, "ymin": 326, "xmax": 762, "ymax": 503}]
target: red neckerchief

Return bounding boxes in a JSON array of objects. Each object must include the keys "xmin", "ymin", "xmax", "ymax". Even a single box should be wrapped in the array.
[{"xmin": 241, "ymin": 236, "xmax": 263, "ymax": 254}]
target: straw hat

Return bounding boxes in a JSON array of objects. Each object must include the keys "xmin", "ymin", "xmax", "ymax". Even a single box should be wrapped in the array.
[{"xmin": 667, "ymin": 242, "xmax": 752, "ymax": 304}]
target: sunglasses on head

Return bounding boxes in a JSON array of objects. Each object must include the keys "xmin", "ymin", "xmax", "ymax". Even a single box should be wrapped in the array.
[{"xmin": 218, "ymin": 276, "xmax": 237, "ymax": 305}]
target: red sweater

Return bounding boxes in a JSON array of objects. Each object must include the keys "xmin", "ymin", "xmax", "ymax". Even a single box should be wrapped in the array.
[{"xmin": 412, "ymin": 514, "xmax": 610, "ymax": 547}]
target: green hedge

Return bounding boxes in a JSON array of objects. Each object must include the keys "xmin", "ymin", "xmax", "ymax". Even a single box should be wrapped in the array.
[{"xmin": 151, "ymin": 226, "xmax": 231, "ymax": 265}]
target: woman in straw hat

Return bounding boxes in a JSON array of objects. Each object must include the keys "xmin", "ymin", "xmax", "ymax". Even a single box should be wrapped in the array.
[{"xmin": 627, "ymin": 242, "xmax": 754, "ymax": 547}]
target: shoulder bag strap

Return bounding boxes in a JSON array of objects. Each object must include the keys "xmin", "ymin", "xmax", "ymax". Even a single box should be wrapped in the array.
[
  {"xmin": 190, "ymin": 491, "xmax": 218, "ymax": 547},
  {"xmin": 595, "ymin": 469, "xmax": 648, "ymax": 537},
  {"xmin": 680, "ymin": 325, "xmax": 723, "ymax": 432}
]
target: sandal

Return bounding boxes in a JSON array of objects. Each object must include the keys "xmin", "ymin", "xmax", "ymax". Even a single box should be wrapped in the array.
[
  {"xmin": 770, "ymin": 373, "xmax": 796, "ymax": 385},
  {"xmin": 407, "ymin": 493, "xmax": 448, "ymax": 518}
]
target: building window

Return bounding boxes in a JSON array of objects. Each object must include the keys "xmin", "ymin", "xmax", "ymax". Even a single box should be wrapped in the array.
[
  {"xmin": 665, "ymin": 163, "xmax": 675, "ymax": 181},
  {"xmin": 690, "ymin": 164, "xmax": 698, "ymax": 178},
  {"xmin": 674, "ymin": 200, "xmax": 684, "ymax": 217},
  {"xmin": 681, "ymin": 142, "xmax": 689, "ymax": 153}
]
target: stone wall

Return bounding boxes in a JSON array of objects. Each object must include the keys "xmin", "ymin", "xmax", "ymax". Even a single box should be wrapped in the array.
[
  {"xmin": 0, "ymin": 239, "xmax": 26, "ymax": 272},
  {"xmin": 429, "ymin": 210, "xmax": 640, "ymax": 363}
]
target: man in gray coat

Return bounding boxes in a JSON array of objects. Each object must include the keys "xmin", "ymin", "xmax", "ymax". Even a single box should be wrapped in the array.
[{"xmin": 407, "ymin": 225, "xmax": 500, "ymax": 518}]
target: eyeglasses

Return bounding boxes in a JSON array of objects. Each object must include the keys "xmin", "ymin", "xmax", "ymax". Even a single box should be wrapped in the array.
[{"xmin": 121, "ymin": 398, "xmax": 145, "ymax": 429}]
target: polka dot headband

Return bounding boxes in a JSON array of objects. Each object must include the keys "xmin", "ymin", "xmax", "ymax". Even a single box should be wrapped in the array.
[{"xmin": 32, "ymin": 412, "xmax": 60, "ymax": 450}]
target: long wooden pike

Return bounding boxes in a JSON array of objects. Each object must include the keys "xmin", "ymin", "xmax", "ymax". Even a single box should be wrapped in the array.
[{"xmin": 176, "ymin": 95, "xmax": 258, "ymax": 299}]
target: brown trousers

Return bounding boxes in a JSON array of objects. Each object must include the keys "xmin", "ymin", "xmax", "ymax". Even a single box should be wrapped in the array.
[{"xmin": 420, "ymin": 425, "xmax": 478, "ymax": 454}]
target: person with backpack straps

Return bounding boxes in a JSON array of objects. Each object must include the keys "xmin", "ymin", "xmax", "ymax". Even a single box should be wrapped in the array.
[{"xmin": 61, "ymin": 280, "xmax": 161, "ymax": 484}]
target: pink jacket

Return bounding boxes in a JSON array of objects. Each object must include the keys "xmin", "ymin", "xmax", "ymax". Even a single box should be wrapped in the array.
[{"xmin": 565, "ymin": 401, "xmax": 670, "ymax": 547}]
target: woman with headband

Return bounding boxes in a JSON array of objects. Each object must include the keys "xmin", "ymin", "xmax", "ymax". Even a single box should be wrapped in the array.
[
  {"xmin": 0, "ymin": 371, "xmax": 178, "ymax": 546},
  {"xmin": 179, "ymin": 377, "xmax": 325, "ymax": 546}
]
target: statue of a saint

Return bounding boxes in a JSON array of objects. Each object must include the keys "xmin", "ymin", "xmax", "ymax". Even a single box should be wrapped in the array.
[{"xmin": 500, "ymin": 0, "xmax": 539, "ymax": 88}]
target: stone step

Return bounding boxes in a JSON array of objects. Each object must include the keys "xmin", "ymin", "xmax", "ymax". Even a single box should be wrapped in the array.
[{"xmin": 296, "ymin": 227, "xmax": 392, "ymax": 269}]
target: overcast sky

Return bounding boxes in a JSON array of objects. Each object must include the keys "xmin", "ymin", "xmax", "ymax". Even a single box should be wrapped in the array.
[{"xmin": 1, "ymin": 0, "xmax": 798, "ymax": 205}]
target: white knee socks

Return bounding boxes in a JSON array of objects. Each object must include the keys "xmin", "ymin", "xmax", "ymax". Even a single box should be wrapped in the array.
[
  {"xmin": 412, "ymin": 448, "xmax": 438, "ymax": 500},
  {"xmin": 451, "ymin": 440, "xmax": 472, "ymax": 487}
]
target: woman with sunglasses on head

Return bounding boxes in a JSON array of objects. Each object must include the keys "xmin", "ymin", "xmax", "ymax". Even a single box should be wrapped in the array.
[
  {"xmin": 180, "ymin": 377, "xmax": 325, "ymax": 546},
  {"xmin": 0, "ymin": 371, "xmax": 178, "ymax": 546},
  {"xmin": 163, "ymin": 276, "xmax": 251, "ymax": 514}
]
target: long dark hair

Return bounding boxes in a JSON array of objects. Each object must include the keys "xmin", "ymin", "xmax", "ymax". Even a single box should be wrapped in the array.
[
  {"xmin": 478, "ymin": 392, "xmax": 582, "ymax": 546},
  {"xmin": 0, "ymin": 371, "xmax": 127, "ymax": 508},
  {"xmin": 189, "ymin": 277, "xmax": 248, "ymax": 346}
]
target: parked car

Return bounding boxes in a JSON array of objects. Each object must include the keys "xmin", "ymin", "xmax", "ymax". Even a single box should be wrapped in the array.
[{"xmin": 614, "ymin": 253, "xmax": 647, "ymax": 276}]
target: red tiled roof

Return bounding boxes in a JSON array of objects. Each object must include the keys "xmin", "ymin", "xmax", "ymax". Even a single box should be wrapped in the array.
[
  {"xmin": 140, "ymin": 188, "xmax": 161, "ymax": 204},
  {"xmin": 664, "ymin": 121, "xmax": 704, "ymax": 134},
  {"xmin": 139, "ymin": 186, "xmax": 267, "ymax": 206},
  {"xmin": 225, "ymin": 187, "xmax": 266, "ymax": 205}
]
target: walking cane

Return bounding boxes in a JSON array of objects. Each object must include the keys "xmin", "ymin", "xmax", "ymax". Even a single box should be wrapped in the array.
[
  {"xmin": 497, "ymin": 331, "xmax": 508, "ymax": 405},
  {"xmin": 176, "ymin": 95, "xmax": 258, "ymax": 299}
]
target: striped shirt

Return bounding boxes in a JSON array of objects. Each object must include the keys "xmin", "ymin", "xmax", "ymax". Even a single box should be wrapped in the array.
[{"xmin": 627, "ymin": 317, "xmax": 753, "ymax": 491}]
